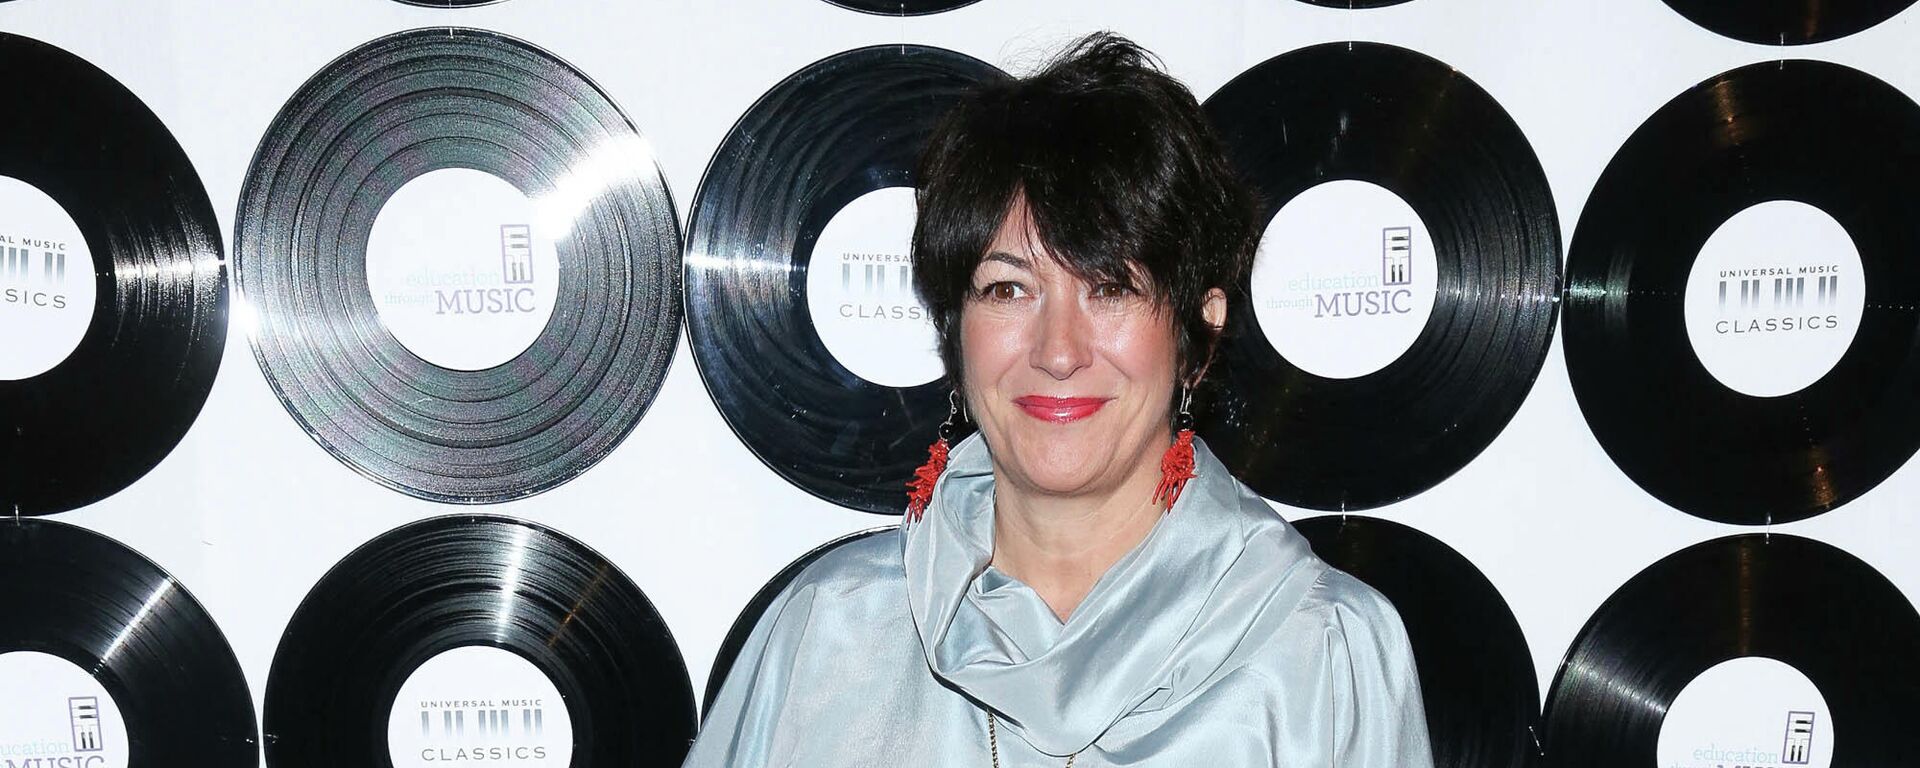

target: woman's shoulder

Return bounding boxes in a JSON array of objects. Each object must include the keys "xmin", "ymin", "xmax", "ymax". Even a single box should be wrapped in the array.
[
  {"xmin": 783, "ymin": 526, "xmax": 906, "ymax": 596},
  {"xmin": 1283, "ymin": 564, "xmax": 1419, "ymax": 671},
  {"xmin": 730, "ymin": 527, "xmax": 915, "ymax": 660}
]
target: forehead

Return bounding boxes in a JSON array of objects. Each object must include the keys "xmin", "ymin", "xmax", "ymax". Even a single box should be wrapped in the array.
[{"xmin": 976, "ymin": 200, "xmax": 1060, "ymax": 271}]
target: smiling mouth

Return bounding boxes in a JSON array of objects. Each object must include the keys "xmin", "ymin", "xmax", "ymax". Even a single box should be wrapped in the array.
[{"xmin": 1012, "ymin": 396, "xmax": 1110, "ymax": 424}]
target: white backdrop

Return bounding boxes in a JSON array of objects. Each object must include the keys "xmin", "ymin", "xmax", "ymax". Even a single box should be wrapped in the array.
[{"xmin": 1, "ymin": 0, "xmax": 1917, "ymax": 762}]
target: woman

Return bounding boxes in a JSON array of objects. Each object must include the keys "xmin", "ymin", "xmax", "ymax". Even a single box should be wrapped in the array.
[{"xmin": 686, "ymin": 34, "xmax": 1434, "ymax": 767}]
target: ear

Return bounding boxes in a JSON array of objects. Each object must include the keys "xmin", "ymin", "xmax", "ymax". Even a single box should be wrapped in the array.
[
  {"xmin": 1186, "ymin": 287, "xmax": 1229, "ymax": 384},
  {"xmin": 1201, "ymin": 287, "xmax": 1227, "ymax": 332}
]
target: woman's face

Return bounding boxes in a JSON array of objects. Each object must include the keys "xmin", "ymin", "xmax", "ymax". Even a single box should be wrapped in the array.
[{"xmin": 959, "ymin": 202, "xmax": 1221, "ymax": 499}]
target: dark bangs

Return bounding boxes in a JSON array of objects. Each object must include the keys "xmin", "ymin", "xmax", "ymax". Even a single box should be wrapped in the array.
[{"xmin": 911, "ymin": 32, "xmax": 1257, "ymax": 391}]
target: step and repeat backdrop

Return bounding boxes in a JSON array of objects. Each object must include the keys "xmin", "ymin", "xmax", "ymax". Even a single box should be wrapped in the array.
[{"xmin": 2, "ymin": 0, "xmax": 1918, "ymax": 766}]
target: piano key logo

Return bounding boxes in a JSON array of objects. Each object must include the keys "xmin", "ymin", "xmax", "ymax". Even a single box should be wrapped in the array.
[
  {"xmin": 1, "ymin": 241, "xmax": 74, "ymax": 311},
  {"xmin": 68, "ymin": 697, "xmax": 102, "ymax": 753},
  {"xmin": 1782, "ymin": 710, "xmax": 1815, "ymax": 765}
]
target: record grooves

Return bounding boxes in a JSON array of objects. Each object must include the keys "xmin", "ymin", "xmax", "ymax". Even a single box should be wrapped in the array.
[
  {"xmin": 1562, "ymin": 60, "xmax": 1920, "ymax": 525},
  {"xmin": 1295, "ymin": 0, "xmax": 1417, "ymax": 7},
  {"xmin": 1296, "ymin": 516, "xmax": 1540, "ymax": 768},
  {"xmin": 1659, "ymin": 0, "xmax": 1918, "ymax": 44},
  {"xmin": 235, "ymin": 28, "xmax": 681, "ymax": 503},
  {"xmin": 823, "ymin": 0, "xmax": 985, "ymax": 15},
  {"xmin": 1201, "ymin": 42, "xmax": 1561, "ymax": 511},
  {"xmin": 0, "ymin": 32, "xmax": 227, "ymax": 514},
  {"xmin": 1, "ymin": 518, "xmax": 258, "ymax": 767},
  {"xmin": 1540, "ymin": 534, "xmax": 1920, "ymax": 767},
  {"xmin": 685, "ymin": 45, "xmax": 1004, "ymax": 514},
  {"xmin": 264, "ymin": 515, "xmax": 696, "ymax": 767}
]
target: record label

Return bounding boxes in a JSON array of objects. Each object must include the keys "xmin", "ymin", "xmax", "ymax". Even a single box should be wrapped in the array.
[
  {"xmin": 365, "ymin": 168, "xmax": 560, "ymax": 371},
  {"xmin": 1655, "ymin": 657, "xmax": 1832, "ymax": 768},
  {"xmin": 385, "ymin": 646, "xmax": 573, "ymax": 768},
  {"xmin": 1251, "ymin": 179, "xmax": 1437, "ymax": 379},
  {"xmin": 802, "ymin": 185, "xmax": 939, "ymax": 387},
  {"xmin": 1682, "ymin": 201, "xmax": 1862, "ymax": 398},
  {"xmin": 0, "ymin": 651, "xmax": 130, "ymax": 768},
  {"xmin": 0, "ymin": 175, "xmax": 95, "ymax": 381}
]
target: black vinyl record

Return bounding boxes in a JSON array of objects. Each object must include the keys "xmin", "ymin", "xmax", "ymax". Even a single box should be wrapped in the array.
[
  {"xmin": 685, "ymin": 45, "xmax": 1004, "ymax": 514},
  {"xmin": 393, "ymin": 0, "xmax": 507, "ymax": 6},
  {"xmin": 1562, "ymin": 61, "xmax": 1920, "ymax": 525},
  {"xmin": 1295, "ymin": 0, "xmax": 1416, "ymax": 7},
  {"xmin": 823, "ymin": 0, "xmax": 984, "ymax": 14},
  {"xmin": 1, "ymin": 518, "xmax": 258, "ymax": 767},
  {"xmin": 1540, "ymin": 534, "xmax": 1920, "ymax": 767},
  {"xmin": 1660, "ymin": 0, "xmax": 1917, "ymax": 44},
  {"xmin": 235, "ymin": 28, "xmax": 681, "ymax": 503},
  {"xmin": 264, "ymin": 515, "xmax": 695, "ymax": 767},
  {"xmin": 0, "ymin": 33, "xmax": 226, "ymax": 514},
  {"xmin": 1296, "ymin": 516, "xmax": 1540, "ymax": 768},
  {"xmin": 1200, "ymin": 43, "xmax": 1561, "ymax": 511},
  {"xmin": 701, "ymin": 526, "xmax": 893, "ymax": 714}
]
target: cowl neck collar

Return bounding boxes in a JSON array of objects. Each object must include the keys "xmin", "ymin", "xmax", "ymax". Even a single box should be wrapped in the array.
[{"xmin": 902, "ymin": 432, "xmax": 1319, "ymax": 757}]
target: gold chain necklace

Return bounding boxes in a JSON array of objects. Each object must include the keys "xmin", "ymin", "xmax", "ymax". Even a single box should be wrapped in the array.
[{"xmin": 986, "ymin": 711, "xmax": 1078, "ymax": 767}]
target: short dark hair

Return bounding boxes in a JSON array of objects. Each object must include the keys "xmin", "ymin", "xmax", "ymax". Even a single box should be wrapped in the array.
[{"xmin": 911, "ymin": 32, "xmax": 1257, "ymax": 400}]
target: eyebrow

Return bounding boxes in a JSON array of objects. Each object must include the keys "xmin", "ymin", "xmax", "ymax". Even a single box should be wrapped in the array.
[{"xmin": 981, "ymin": 251, "xmax": 1031, "ymax": 270}]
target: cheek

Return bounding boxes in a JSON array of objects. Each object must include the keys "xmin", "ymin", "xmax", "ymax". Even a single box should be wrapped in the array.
[
  {"xmin": 1097, "ymin": 314, "xmax": 1182, "ymax": 381},
  {"xmin": 958, "ymin": 308, "xmax": 1025, "ymax": 388}
]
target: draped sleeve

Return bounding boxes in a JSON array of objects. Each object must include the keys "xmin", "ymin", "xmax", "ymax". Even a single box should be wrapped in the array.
[
  {"xmin": 1298, "ymin": 569, "xmax": 1435, "ymax": 768},
  {"xmin": 680, "ymin": 533, "xmax": 933, "ymax": 768},
  {"xmin": 680, "ymin": 576, "xmax": 818, "ymax": 768}
]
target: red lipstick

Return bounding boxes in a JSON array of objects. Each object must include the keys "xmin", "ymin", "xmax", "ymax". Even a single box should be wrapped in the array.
[{"xmin": 1013, "ymin": 396, "xmax": 1109, "ymax": 424}]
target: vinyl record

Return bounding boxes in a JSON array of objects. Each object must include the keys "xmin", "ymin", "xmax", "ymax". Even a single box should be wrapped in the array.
[
  {"xmin": 1294, "ymin": 0, "xmax": 1417, "ymax": 7},
  {"xmin": 0, "ymin": 518, "xmax": 258, "ymax": 767},
  {"xmin": 1200, "ymin": 43, "xmax": 1561, "ymax": 511},
  {"xmin": 685, "ymin": 45, "xmax": 1004, "ymax": 514},
  {"xmin": 1660, "ymin": 0, "xmax": 1917, "ymax": 44},
  {"xmin": 701, "ymin": 526, "xmax": 893, "ymax": 714},
  {"xmin": 0, "ymin": 33, "xmax": 226, "ymax": 514},
  {"xmin": 1562, "ymin": 61, "xmax": 1920, "ymax": 525},
  {"xmin": 264, "ymin": 515, "xmax": 695, "ymax": 767},
  {"xmin": 1540, "ymin": 534, "xmax": 1920, "ymax": 768},
  {"xmin": 235, "ymin": 28, "xmax": 680, "ymax": 503},
  {"xmin": 1295, "ymin": 516, "xmax": 1539, "ymax": 768},
  {"xmin": 822, "ymin": 0, "xmax": 985, "ymax": 15},
  {"xmin": 392, "ymin": 0, "xmax": 508, "ymax": 6}
]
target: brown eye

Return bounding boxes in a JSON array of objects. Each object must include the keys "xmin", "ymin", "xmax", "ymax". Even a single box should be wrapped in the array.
[
  {"xmin": 1092, "ymin": 282, "xmax": 1131, "ymax": 299},
  {"xmin": 977, "ymin": 281, "xmax": 1027, "ymax": 301}
]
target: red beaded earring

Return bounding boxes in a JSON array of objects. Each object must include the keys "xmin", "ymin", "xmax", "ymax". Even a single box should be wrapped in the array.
[
  {"xmin": 906, "ymin": 391, "xmax": 963, "ymax": 522},
  {"xmin": 1152, "ymin": 385, "xmax": 1197, "ymax": 510}
]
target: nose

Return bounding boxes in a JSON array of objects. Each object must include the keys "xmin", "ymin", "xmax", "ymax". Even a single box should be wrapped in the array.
[{"xmin": 1030, "ymin": 292, "xmax": 1093, "ymax": 380}]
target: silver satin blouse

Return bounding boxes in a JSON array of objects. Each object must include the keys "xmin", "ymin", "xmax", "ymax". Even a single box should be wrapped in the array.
[{"xmin": 685, "ymin": 434, "xmax": 1435, "ymax": 767}]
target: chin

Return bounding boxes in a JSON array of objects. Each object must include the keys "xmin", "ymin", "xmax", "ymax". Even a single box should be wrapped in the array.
[{"xmin": 1003, "ymin": 434, "xmax": 1118, "ymax": 495}]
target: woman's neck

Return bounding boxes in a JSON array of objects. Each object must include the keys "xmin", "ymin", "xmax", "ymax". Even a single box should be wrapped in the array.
[{"xmin": 987, "ymin": 443, "xmax": 1169, "ymax": 623}]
